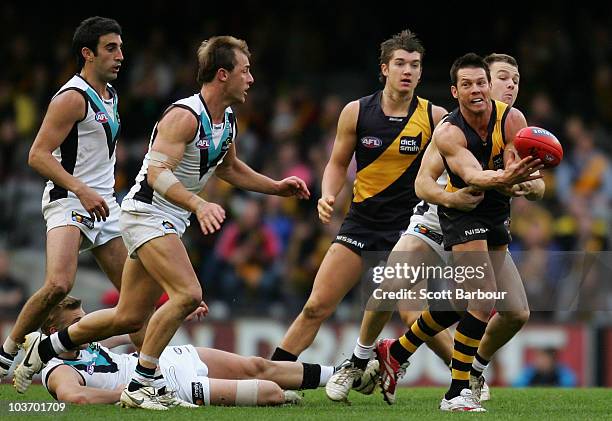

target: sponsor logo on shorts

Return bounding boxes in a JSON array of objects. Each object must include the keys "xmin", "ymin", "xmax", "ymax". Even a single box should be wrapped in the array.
[
  {"xmin": 191, "ymin": 382, "xmax": 205, "ymax": 406},
  {"xmin": 361, "ymin": 136, "xmax": 383, "ymax": 149},
  {"xmin": 504, "ymin": 217, "xmax": 511, "ymax": 234},
  {"xmin": 173, "ymin": 346, "xmax": 183, "ymax": 355},
  {"xmin": 414, "ymin": 223, "xmax": 444, "ymax": 245},
  {"xmin": 162, "ymin": 221, "xmax": 176, "ymax": 232},
  {"xmin": 464, "ymin": 227, "xmax": 488, "ymax": 236},
  {"xmin": 336, "ymin": 235, "xmax": 364, "ymax": 249},
  {"xmin": 399, "ymin": 133, "xmax": 422, "ymax": 154},
  {"xmin": 87, "ymin": 364, "xmax": 95, "ymax": 375},
  {"xmin": 71, "ymin": 211, "xmax": 94, "ymax": 229},
  {"xmin": 95, "ymin": 111, "xmax": 108, "ymax": 123}
]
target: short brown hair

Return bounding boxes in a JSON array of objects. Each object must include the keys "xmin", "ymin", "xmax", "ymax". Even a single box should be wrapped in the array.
[
  {"xmin": 484, "ymin": 53, "xmax": 518, "ymax": 69},
  {"xmin": 196, "ymin": 36, "xmax": 251, "ymax": 85},
  {"xmin": 41, "ymin": 296, "xmax": 82, "ymax": 335},
  {"xmin": 450, "ymin": 53, "xmax": 491, "ymax": 86},
  {"xmin": 379, "ymin": 29, "xmax": 425, "ymax": 83}
]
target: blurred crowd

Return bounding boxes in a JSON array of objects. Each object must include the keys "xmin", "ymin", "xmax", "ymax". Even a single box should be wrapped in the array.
[{"xmin": 0, "ymin": 6, "xmax": 611, "ymax": 320}]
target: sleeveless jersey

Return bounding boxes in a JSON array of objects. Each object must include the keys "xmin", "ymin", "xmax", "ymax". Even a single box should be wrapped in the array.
[
  {"xmin": 41, "ymin": 343, "xmax": 136, "ymax": 396},
  {"xmin": 42, "ymin": 74, "xmax": 121, "ymax": 204},
  {"xmin": 442, "ymin": 99, "xmax": 511, "ymax": 216},
  {"xmin": 125, "ymin": 93, "xmax": 236, "ymax": 223},
  {"xmin": 348, "ymin": 91, "xmax": 434, "ymax": 229}
]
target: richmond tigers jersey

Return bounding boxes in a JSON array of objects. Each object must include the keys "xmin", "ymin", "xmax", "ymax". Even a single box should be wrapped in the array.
[
  {"xmin": 348, "ymin": 91, "xmax": 434, "ymax": 229},
  {"xmin": 126, "ymin": 93, "xmax": 236, "ymax": 223},
  {"xmin": 42, "ymin": 74, "xmax": 121, "ymax": 204},
  {"xmin": 442, "ymin": 99, "xmax": 511, "ymax": 216}
]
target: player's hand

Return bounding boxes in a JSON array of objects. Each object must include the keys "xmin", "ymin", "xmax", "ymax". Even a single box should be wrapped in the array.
[
  {"xmin": 185, "ymin": 301, "xmax": 209, "ymax": 321},
  {"xmin": 276, "ymin": 176, "xmax": 310, "ymax": 199},
  {"xmin": 449, "ymin": 186, "xmax": 484, "ymax": 211},
  {"xmin": 75, "ymin": 184, "xmax": 109, "ymax": 222},
  {"xmin": 317, "ymin": 195, "xmax": 335, "ymax": 224},
  {"xmin": 501, "ymin": 155, "xmax": 544, "ymax": 186},
  {"xmin": 195, "ymin": 201, "xmax": 226, "ymax": 235}
]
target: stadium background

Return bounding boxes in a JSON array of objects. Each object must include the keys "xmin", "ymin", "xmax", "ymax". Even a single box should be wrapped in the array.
[{"xmin": 0, "ymin": 3, "xmax": 611, "ymax": 387}]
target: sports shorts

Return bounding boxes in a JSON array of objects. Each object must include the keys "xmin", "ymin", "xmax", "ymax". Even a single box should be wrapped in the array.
[{"xmin": 160, "ymin": 345, "xmax": 210, "ymax": 406}]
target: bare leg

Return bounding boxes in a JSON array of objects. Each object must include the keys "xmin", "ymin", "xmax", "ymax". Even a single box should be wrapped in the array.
[
  {"xmin": 136, "ymin": 235, "xmax": 202, "ymax": 363},
  {"xmin": 10, "ymin": 226, "xmax": 81, "ymax": 343},
  {"xmin": 279, "ymin": 244, "xmax": 363, "ymax": 355},
  {"xmin": 198, "ymin": 348, "xmax": 304, "ymax": 389},
  {"xmin": 208, "ymin": 378, "xmax": 284, "ymax": 406},
  {"xmin": 67, "ymin": 257, "xmax": 162, "ymax": 345}
]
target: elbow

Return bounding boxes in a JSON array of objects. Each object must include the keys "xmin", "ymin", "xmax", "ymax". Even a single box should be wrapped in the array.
[
  {"xmin": 28, "ymin": 148, "xmax": 40, "ymax": 169},
  {"xmin": 414, "ymin": 178, "xmax": 426, "ymax": 201}
]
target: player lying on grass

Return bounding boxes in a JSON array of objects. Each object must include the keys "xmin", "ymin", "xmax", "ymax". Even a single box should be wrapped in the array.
[{"xmin": 38, "ymin": 296, "xmax": 343, "ymax": 409}]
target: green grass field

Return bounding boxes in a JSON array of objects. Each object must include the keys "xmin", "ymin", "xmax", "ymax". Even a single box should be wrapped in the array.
[{"xmin": 0, "ymin": 385, "xmax": 609, "ymax": 420}]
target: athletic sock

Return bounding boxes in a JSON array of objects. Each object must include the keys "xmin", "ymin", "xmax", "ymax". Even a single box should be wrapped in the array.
[
  {"xmin": 350, "ymin": 340, "xmax": 374, "ymax": 370},
  {"xmin": 39, "ymin": 328, "xmax": 77, "ymax": 363},
  {"xmin": 319, "ymin": 365, "xmax": 335, "ymax": 386},
  {"xmin": 271, "ymin": 347, "xmax": 298, "ymax": 362},
  {"xmin": 300, "ymin": 363, "xmax": 321, "ymax": 389},
  {"xmin": 0, "ymin": 342, "xmax": 17, "ymax": 372},
  {"xmin": 2, "ymin": 337, "xmax": 19, "ymax": 355},
  {"xmin": 470, "ymin": 352, "xmax": 489, "ymax": 378},
  {"xmin": 128, "ymin": 362, "xmax": 157, "ymax": 392},
  {"xmin": 390, "ymin": 310, "xmax": 462, "ymax": 364},
  {"xmin": 446, "ymin": 313, "xmax": 488, "ymax": 400}
]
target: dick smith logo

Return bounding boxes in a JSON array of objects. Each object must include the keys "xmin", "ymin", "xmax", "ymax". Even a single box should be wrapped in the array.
[{"xmin": 399, "ymin": 133, "xmax": 422, "ymax": 154}]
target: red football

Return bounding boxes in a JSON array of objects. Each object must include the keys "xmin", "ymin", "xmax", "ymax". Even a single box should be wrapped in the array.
[{"xmin": 514, "ymin": 126, "xmax": 563, "ymax": 168}]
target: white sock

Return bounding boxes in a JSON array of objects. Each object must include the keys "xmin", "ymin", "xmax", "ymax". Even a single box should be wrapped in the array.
[
  {"xmin": 319, "ymin": 365, "xmax": 335, "ymax": 386},
  {"xmin": 50, "ymin": 333, "xmax": 68, "ymax": 354},
  {"xmin": 2, "ymin": 337, "xmax": 19, "ymax": 355},
  {"xmin": 353, "ymin": 339, "xmax": 374, "ymax": 360},
  {"xmin": 472, "ymin": 357, "xmax": 488, "ymax": 375}
]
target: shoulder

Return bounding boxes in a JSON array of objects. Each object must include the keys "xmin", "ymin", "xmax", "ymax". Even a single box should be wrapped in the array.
[
  {"xmin": 338, "ymin": 100, "xmax": 360, "ymax": 126},
  {"xmin": 431, "ymin": 104, "xmax": 449, "ymax": 125},
  {"xmin": 159, "ymin": 106, "xmax": 200, "ymax": 129}
]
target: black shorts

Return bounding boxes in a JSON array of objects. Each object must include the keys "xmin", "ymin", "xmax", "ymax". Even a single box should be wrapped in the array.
[
  {"xmin": 438, "ymin": 206, "xmax": 511, "ymax": 250},
  {"xmin": 332, "ymin": 215, "xmax": 404, "ymax": 256}
]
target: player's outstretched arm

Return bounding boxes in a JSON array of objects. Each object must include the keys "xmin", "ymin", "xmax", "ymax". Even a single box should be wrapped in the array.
[
  {"xmin": 214, "ymin": 143, "xmax": 310, "ymax": 199},
  {"xmin": 147, "ymin": 107, "xmax": 225, "ymax": 235},
  {"xmin": 415, "ymin": 140, "xmax": 483, "ymax": 211},
  {"xmin": 435, "ymin": 122, "xmax": 543, "ymax": 190},
  {"xmin": 317, "ymin": 101, "xmax": 358, "ymax": 224},
  {"xmin": 47, "ymin": 365, "xmax": 122, "ymax": 404},
  {"xmin": 28, "ymin": 91, "xmax": 109, "ymax": 222}
]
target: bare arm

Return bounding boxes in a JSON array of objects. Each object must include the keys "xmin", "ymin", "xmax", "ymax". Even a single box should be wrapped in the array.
[
  {"xmin": 415, "ymin": 141, "xmax": 484, "ymax": 211},
  {"xmin": 215, "ymin": 143, "xmax": 309, "ymax": 198},
  {"xmin": 435, "ymin": 122, "xmax": 543, "ymax": 190},
  {"xmin": 99, "ymin": 335, "xmax": 131, "ymax": 349},
  {"xmin": 48, "ymin": 366, "xmax": 122, "ymax": 404},
  {"xmin": 29, "ymin": 91, "xmax": 109, "ymax": 221},
  {"xmin": 318, "ymin": 100, "xmax": 358, "ymax": 223},
  {"xmin": 147, "ymin": 107, "xmax": 225, "ymax": 234}
]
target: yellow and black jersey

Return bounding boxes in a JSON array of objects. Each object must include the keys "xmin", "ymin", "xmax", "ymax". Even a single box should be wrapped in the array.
[
  {"xmin": 442, "ymin": 99, "xmax": 511, "ymax": 216},
  {"xmin": 348, "ymin": 91, "xmax": 435, "ymax": 229}
]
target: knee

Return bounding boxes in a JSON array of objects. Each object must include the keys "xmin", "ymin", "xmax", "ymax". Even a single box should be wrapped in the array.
[
  {"xmin": 173, "ymin": 288, "xmax": 202, "ymax": 314},
  {"xmin": 42, "ymin": 279, "xmax": 71, "ymax": 304},
  {"xmin": 500, "ymin": 309, "xmax": 530, "ymax": 328},
  {"xmin": 399, "ymin": 311, "xmax": 419, "ymax": 328},
  {"xmin": 256, "ymin": 380, "xmax": 284, "ymax": 406},
  {"xmin": 302, "ymin": 298, "xmax": 332, "ymax": 322},
  {"xmin": 244, "ymin": 356, "xmax": 271, "ymax": 378}
]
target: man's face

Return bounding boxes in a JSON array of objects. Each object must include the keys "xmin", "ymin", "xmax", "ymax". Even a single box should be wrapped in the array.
[
  {"xmin": 224, "ymin": 50, "xmax": 254, "ymax": 104},
  {"xmin": 56, "ymin": 307, "xmax": 87, "ymax": 349},
  {"xmin": 381, "ymin": 49, "xmax": 422, "ymax": 94},
  {"xmin": 489, "ymin": 61, "xmax": 520, "ymax": 106},
  {"xmin": 452, "ymin": 67, "xmax": 491, "ymax": 115},
  {"xmin": 90, "ymin": 33, "xmax": 123, "ymax": 81}
]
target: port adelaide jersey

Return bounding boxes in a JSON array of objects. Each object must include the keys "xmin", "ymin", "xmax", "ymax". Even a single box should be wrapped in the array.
[{"xmin": 348, "ymin": 91, "xmax": 434, "ymax": 229}]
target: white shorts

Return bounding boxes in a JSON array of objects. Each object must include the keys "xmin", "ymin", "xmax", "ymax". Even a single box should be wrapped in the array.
[
  {"xmin": 403, "ymin": 217, "xmax": 449, "ymax": 263},
  {"xmin": 160, "ymin": 345, "xmax": 210, "ymax": 406},
  {"xmin": 119, "ymin": 198, "xmax": 187, "ymax": 258},
  {"xmin": 42, "ymin": 196, "xmax": 121, "ymax": 253}
]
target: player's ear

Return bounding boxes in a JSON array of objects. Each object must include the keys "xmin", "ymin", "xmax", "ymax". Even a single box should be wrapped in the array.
[
  {"xmin": 81, "ymin": 47, "xmax": 95, "ymax": 63},
  {"xmin": 381, "ymin": 63, "xmax": 389, "ymax": 78},
  {"xmin": 451, "ymin": 85, "xmax": 458, "ymax": 99},
  {"xmin": 217, "ymin": 68, "xmax": 229, "ymax": 82}
]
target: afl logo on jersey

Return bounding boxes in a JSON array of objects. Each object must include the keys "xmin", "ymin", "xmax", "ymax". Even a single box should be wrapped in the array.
[
  {"xmin": 95, "ymin": 111, "xmax": 108, "ymax": 124},
  {"xmin": 361, "ymin": 137, "xmax": 382, "ymax": 149},
  {"xmin": 196, "ymin": 136, "xmax": 211, "ymax": 149}
]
